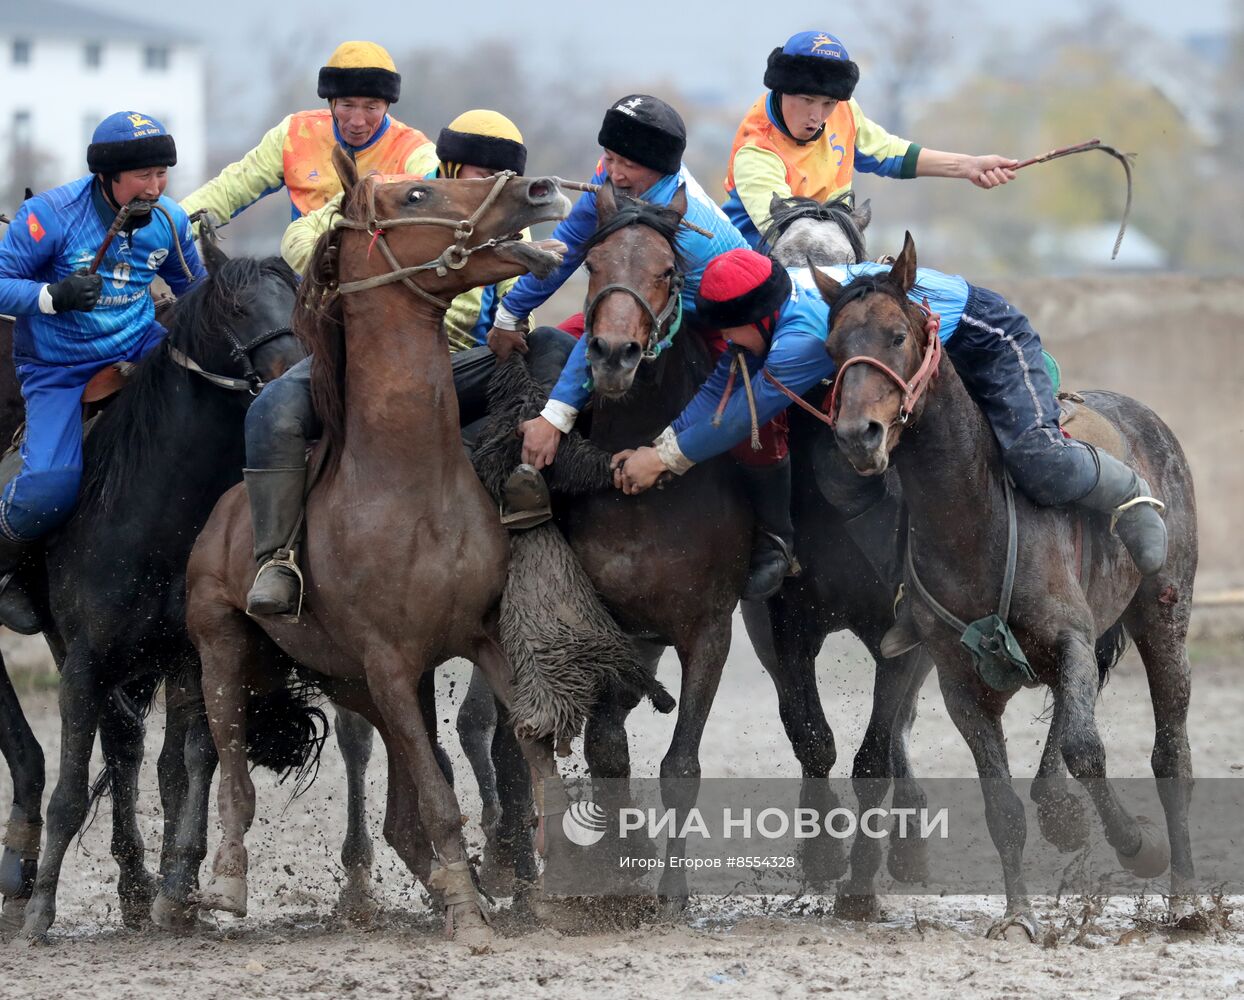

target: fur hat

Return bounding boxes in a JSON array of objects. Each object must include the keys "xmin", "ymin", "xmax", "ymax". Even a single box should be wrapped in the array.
[
  {"xmin": 87, "ymin": 112, "xmax": 176, "ymax": 174},
  {"xmin": 764, "ymin": 31, "xmax": 859, "ymax": 101},
  {"xmin": 695, "ymin": 250, "xmax": 793, "ymax": 329},
  {"xmin": 436, "ymin": 110, "xmax": 527, "ymax": 176},
  {"xmin": 318, "ymin": 41, "xmax": 401, "ymax": 104},
  {"xmin": 597, "ymin": 95, "xmax": 686, "ymax": 176}
]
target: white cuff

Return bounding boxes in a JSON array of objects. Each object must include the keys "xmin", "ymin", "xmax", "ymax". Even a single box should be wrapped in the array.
[
  {"xmin": 539, "ymin": 399, "xmax": 579, "ymax": 434},
  {"xmin": 653, "ymin": 426, "xmax": 695, "ymax": 475},
  {"xmin": 38, "ymin": 284, "xmax": 55, "ymax": 315},
  {"xmin": 493, "ymin": 304, "xmax": 523, "ymax": 331}
]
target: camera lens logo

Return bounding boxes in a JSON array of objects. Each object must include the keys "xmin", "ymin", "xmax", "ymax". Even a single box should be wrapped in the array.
[{"xmin": 561, "ymin": 800, "xmax": 608, "ymax": 847}]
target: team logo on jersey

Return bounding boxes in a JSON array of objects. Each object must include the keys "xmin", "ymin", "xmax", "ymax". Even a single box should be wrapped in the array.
[
  {"xmin": 147, "ymin": 248, "xmax": 168, "ymax": 269},
  {"xmin": 26, "ymin": 213, "xmax": 45, "ymax": 242}
]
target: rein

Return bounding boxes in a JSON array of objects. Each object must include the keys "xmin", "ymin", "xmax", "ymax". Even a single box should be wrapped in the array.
[{"xmin": 334, "ymin": 170, "xmax": 518, "ymax": 310}]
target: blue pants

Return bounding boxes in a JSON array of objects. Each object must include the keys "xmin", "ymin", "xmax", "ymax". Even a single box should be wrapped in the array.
[
  {"xmin": 0, "ymin": 321, "xmax": 166, "ymax": 541},
  {"xmin": 947, "ymin": 285, "xmax": 1097, "ymax": 507},
  {"xmin": 245, "ymin": 327, "xmax": 576, "ymax": 469}
]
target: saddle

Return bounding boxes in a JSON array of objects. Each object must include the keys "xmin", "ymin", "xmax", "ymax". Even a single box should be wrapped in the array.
[{"xmin": 1057, "ymin": 390, "xmax": 1129, "ymax": 461}]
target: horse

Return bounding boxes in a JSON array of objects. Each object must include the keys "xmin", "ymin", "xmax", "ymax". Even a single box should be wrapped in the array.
[
  {"xmin": 813, "ymin": 233, "xmax": 1197, "ymax": 939},
  {"xmin": 3, "ymin": 246, "xmax": 309, "ymax": 943},
  {"xmin": 184, "ymin": 148, "xmax": 572, "ymax": 951},
  {"xmin": 762, "ymin": 192, "xmax": 871, "ymax": 269}
]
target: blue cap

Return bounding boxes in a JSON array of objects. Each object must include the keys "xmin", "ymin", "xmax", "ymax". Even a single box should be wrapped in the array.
[{"xmin": 87, "ymin": 112, "xmax": 177, "ymax": 173}]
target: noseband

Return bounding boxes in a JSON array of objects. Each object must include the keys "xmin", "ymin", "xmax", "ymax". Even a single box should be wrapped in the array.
[
  {"xmin": 583, "ymin": 270, "xmax": 684, "ymax": 362},
  {"xmin": 825, "ymin": 285, "xmax": 942, "ymax": 428},
  {"xmin": 168, "ymin": 322, "xmax": 294, "ymax": 395},
  {"xmin": 333, "ymin": 170, "xmax": 520, "ymax": 311}
]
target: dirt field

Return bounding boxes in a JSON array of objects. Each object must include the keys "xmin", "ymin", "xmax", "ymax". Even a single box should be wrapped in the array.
[{"xmin": 1, "ymin": 273, "xmax": 1242, "ymax": 998}]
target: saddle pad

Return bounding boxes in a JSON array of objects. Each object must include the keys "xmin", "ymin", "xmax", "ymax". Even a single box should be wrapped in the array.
[{"xmin": 1057, "ymin": 391, "xmax": 1129, "ymax": 460}]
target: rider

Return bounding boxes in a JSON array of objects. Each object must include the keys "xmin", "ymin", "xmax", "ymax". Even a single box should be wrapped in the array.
[
  {"xmin": 612, "ymin": 249, "xmax": 1168, "ymax": 622},
  {"xmin": 180, "ymin": 41, "xmax": 436, "ymax": 233},
  {"xmin": 0, "ymin": 113, "xmax": 204, "ymax": 632},
  {"xmin": 242, "ymin": 111, "xmax": 573, "ymax": 618},
  {"xmin": 723, "ymin": 31, "xmax": 1019, "ymax": 248}
]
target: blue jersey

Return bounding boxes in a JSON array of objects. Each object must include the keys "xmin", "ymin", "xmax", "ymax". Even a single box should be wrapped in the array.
[
  {"xmin": 504, "ymin": 159, "xmax": 747, "ymax": 326},
  {"xmin": 0, "ymin": 176, "xmax": 204, "ymax": 364},
  {"xmin": 671, "ymin": 262, "xmax": 969, "ymax": 463}
]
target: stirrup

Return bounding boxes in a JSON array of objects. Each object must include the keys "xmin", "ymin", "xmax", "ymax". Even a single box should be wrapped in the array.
[
  {"xmin": 1110, "ymin": 495, "xmax": 1165, "ymax": 533},
  {"xmin": 500, "ymin": 464, "xmax": 552, "ymax": 531},
  {"xmin": 247, "ymin": 548, "xmax": 305, "ymax": 623}
]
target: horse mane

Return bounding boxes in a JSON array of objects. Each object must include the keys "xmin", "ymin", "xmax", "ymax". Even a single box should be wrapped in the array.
[
  {"xmin": 79, "ymin": 256, "xmax": 297, "ymax": 512},
  {"xmin": 581, "ymin": 193, "xmax": 688, "ymax": 272},
  {"xmin": 763, "ymin": 194, "xmax": 866, "ymax": 263}
]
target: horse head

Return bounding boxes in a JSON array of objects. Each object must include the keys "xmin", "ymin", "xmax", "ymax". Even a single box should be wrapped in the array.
[
  {"xmin": 582, "ymin": 181, "xmax": 686, "ymax": 398},
  {"xmin": 765, "ymin": 193, "xmax": 870, "ymax": 269},
  {"xmin": 330, "ymin": 145, "xmax": 570, "ymax": 305},
  {"xmin": 812, "ymin": 231, "xmax": 937, "ymax": 475}
]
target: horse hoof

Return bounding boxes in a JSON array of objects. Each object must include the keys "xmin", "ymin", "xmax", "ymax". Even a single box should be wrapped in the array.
[
  {"xmin": 1117, "ymin": 816, "xmax": 1170, "ymax": 880},
  {"xmin": 833, "ymin": 891, "xmax": 881, "ymax": 922},
  {"xmin": 798, "ymin": 837, "xmax": 848, "ymax": 889},
  {"xmin": 657, "ymin": 894, "xmax": 688, "ymax": 922},
  {"xmin": 196, "ymin": 875, "xmax": 248, "ymax": 917},
  {"xmin": 335, "ymin": 870, "xmax": 381, "ymax": 925},
  {"xmin": 445, "ymin": 901, "xmax": 493, "ymax": 954},
  {"xmin": 0, "ymin": 852, "xmax": 26, "ymax": 900},
  {"xmin": 150, "ymin": 891, "xmax": 197, "ymax": 934},
  {"xmin": 119, "ymin": 871, "xmax": 157, "ymax": 929},
  {"xmin": 0, "ymin": 897, "xmax": 26, "ymax": 942},
  {"xmin": 886, "ymin": 837, "xmax": 930, "ymax": 884},
  {"xmin": 1036, "ymin": 792, "xmax": 1091, "ymax": 853},
  {"xmin": 477, "ymin": 840, "xmax": 517, "ymax": 899},
  {"xmin": 986, "ymin": 912, "xmax": 1038, "ymax": 943}
]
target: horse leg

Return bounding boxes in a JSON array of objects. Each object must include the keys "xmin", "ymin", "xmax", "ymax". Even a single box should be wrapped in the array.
[
  {"xmin": 657, "ymin": 621, "xmax": 731, "ymax": 917},
  {"xmin": 584, "ymin": 638, "xmax": 660, "ymax": 808},
  {"xmin": 886, "ymin": 647, "xmax": 936, "ymax": 881},
  {"xmin": 196, "ymin": 611, "xmax": 264, "ymax": 919},
  {"xmin": 19, "ymin": 652, "xmax": 106, "ymax": 943},
  {"xmin": 938, "ymin": 666, "xmax": 1037, "ymax": 941},
  {"xmin": 98, "ymin": 677, "xmax": 160, "ymax": 930},
  {"xmin": 0, "ymin": 652, "xmax": 45, "ymax": 940},
  {"xmin": 741, "ymin": 598, "xmax": 845, "ymax": 890},
  {"xmin": 456, "ymin": 666, "xmax": 500, "ymax": 844},
  {"xmin": 152, "ymin": 672, "xmax": 217, "ymax": 932},
  {"xmin": 1052, "ymin": 630, "xmax": 1169, "ymax": 879},
  {"xmin": 1030, "ymin": 696, "xmax": 1091, "ymax": 853},
  {"xmin": 368, "ymin": 650, "xmax": 491, "ymax": 950},
  {"xmin": 333, "ymin": 705, "xmax": 379, "ymax": 922}
]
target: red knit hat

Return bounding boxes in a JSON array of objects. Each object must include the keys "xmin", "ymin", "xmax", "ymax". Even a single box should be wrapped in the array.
[{"xmin": 695, "ymin": 249, "xmax": 792, "ymax": 328}]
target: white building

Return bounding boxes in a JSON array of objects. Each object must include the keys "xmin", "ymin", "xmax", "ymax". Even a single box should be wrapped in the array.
[{"xmin": 0, "ymin": 0, "xmax": 206, "ymax": 199}]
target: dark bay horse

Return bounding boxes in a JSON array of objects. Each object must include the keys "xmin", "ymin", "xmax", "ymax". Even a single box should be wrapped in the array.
[
  {"xmin": 814, "ymin": 234, "xmax": 1197, "ymax": 939},
  {"xmin": 4, "ymin": 249, "xmax": 307, "ymax": 943},
  {"xmin": 185, "ymin": 149, "xmax": 572, "ymax": 951}
]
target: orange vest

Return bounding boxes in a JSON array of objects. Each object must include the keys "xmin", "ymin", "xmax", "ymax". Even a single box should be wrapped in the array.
[
  {"xmin": 725, "ymin": 95, "xmax": 858, "ymax": 204},
  {"xmin": 281, "ymin": 109, "xmax": 430, "ymax": 216}
]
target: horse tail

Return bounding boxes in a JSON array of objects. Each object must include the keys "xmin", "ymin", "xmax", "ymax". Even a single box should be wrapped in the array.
[
  {"xmin": 1094, "ymin": 619, "xmax": 1131, "ymax": 692},
  {"xmin": 294, "ymin": 227, "xmax": 347, "ymax": 480},
  {"xmin": 244, "ymin": 679, "xmax": 329, "ymax": 795}
]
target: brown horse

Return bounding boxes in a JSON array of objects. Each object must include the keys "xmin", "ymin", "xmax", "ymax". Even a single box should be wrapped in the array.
[
  {"xmin": 813, "ymin": 234, "xmax": 1197, "ymax": 939},
  {"xmin": 185, "ymin": 149, "xmax": 571, "ymax": 950}
]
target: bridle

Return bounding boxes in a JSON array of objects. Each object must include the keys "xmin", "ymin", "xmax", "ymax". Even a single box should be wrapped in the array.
[
  {"xmin": 333, "ymin": 170, "xmax": 521, "ymax": 311},
  {"xmin": 824, "ymin": 284, "xmax": 942, "ymax": 429},
  {"xmin": 167, "ymin": 322, "xmax": 294, "ymax": 395}
]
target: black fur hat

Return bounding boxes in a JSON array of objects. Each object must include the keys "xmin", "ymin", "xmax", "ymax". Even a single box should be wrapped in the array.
[{"xmin": 597, "ymin": 95, "xmax": 686, "ymax": 176}]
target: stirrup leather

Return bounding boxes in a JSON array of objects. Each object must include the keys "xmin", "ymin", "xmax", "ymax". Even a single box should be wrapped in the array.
[{"xmin": 249, "ymin": 546, "xmax": 305, "ymax": 623}]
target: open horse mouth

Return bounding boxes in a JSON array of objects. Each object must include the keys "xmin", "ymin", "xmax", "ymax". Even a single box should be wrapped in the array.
[{"xmin": 493, "ymin": 238, "xmax": 568, "ymax": 280}]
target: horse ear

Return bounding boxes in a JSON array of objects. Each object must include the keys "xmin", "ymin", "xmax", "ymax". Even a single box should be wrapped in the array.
[
  {"xmin": 807, "ymin": 258, "xmax": 845, "ymax": 308},
  {"xmin": 852, "ymin": 198, "xmax": 872, "ymax": 232},
  {"xmin": 667, "ymin": 183, "xmax": 688, "ymax": 220},
  {"xmin": 200, "ymin": 234, "xmax": 229, "ymax": 275},
  {"xmin": 596, "ymin": 179, "xmax": 619, "ymax": 225},
  {"xmin": 331, "ymin": 144, "xmax": 359, "ymax": 194},
  {"xmin": 889, "ymin": 231, "xmax": 917, "ymax": 294}
]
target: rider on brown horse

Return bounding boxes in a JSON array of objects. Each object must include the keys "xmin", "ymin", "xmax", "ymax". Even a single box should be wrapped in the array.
[
  {"xmin": 614, "ymin": 249, "xmax": 1168, "ymax": 644},
  {"xmin": 243, "ymin": 112, "xmax": 571, "ymax": 617}
]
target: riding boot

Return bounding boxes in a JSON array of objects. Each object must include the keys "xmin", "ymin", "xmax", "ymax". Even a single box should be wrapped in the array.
[
  {"xmin": 0, "ymin": 447, "xmax": 40, "ymax": 636},
  {"xmin": 1076, "ymin": 446, "xmax": 1168, "ymax": 577},
  {"xmin": 499, "ymin": 464, "xmax": 552, "ymax": 531},
  {"xmin": 839, "ymin": 490, "xmax": 921, "ymax": 658},
  {"xmin": 244, "ymin": 467, "xmax": 307, "ymax": 618},
  {"xmin": 739, "ymin": 459, "xmax": 797, "ymax": 602}
]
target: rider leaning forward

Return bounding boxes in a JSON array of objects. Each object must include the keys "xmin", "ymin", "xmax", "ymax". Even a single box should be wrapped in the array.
[{"xmin": 0, "ymin": 114, "xmax": 204, "ymax": 632}]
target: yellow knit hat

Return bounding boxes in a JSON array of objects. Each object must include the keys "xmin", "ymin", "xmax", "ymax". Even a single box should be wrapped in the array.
[
  {"xmin": 437, "ymin": 110, "xmax": 527, "ymax": 176},
  {"xmin": 318, "ymin": 41, "xmax": 401, "ymax": 103}
]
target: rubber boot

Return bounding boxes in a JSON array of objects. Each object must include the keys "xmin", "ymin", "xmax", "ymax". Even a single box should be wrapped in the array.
[
  {"xmin": 839, "ymin": 490, "xmax": 921, "ymax": 658},
  {"xmin": 1076, "ymin": 446, "xmax": 1167, "ymax": 577},
  {"xmin": 499, "ymin": 464, "xmax": 552, "ymax": 531},
  {"xmin": 0, "ymin": 448, "xmax": 40, "ymax": 635},
  {"xmin": 739, "ymin": 459, "xmax": 797, "ymax": 601},
  {"xmin": 244, "ymin": 467, "xmax": 306, "ymax": 618}
]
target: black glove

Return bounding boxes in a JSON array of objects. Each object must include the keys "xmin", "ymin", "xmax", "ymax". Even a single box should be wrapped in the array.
[{"xmin": 48, "ymin": 270, "xmax": 102, "ymax": 313}]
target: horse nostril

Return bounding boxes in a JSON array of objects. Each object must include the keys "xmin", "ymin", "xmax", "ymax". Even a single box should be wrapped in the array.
[
  {"xmin": 586, "ymin": 336, "xmax": 608, "ymax": 365},
  {"xmin": 526, "ymin": 178, "xmax": 555, "ymax": 203},
  {"xmin": 619, "ymin": 341, "xmax": 642, "ymax": 370},
  {"xmin": 863, "ymin": 420, "xmax": 885, "ymax": 450}
]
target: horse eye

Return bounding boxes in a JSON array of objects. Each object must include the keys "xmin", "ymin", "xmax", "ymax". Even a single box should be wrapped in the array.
[
  {"xmin": 583, "ymin": 261, "xmax": 594, "ymax": 274},
  {"xmin": 406, "ymin": 188, "xmax": 425, "ymax": 203},
  {"xmin": 891, "ymin": 332, "xmax": 907, "ymax": 348}
]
